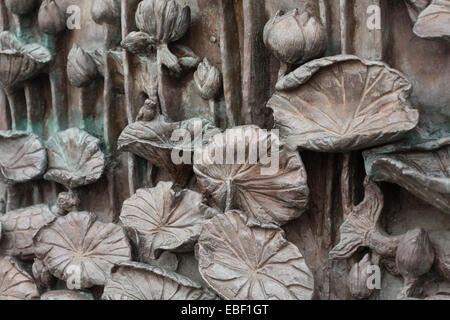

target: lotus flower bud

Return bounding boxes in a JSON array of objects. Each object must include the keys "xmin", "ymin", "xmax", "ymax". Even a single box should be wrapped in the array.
[
  {"xmin": 396, "ymin": 228, "xmax": 435, "ymax": 278},
  {"xmin": 194, "ymin": 58, "xmax": 222, "ymax": 100},
  {"xmin": 135, "ymin": 0, "xmax": 190, "ymax": 44},
  {"xmin": 91, "ymin": 0, "xmax": 120, "ymax": 25},
  {"xmin": 38, "ymin": 0, "xmax": 66, "ymax": 34},
  {"xmin": 347, "ymin": 254, "xmax": 374, "ymax": 299},
  {"xmin": 32, "ymin": 259, "xmax": 54, "ymax": 288},
  {"xmin": 67, "ymin": 44, "xmax": 99, "ymax": 87},
  {"xmin": 5, "ymin": 0, "xmax": 37, "ymax": 15},
  {"xmin": 121, "ymin": 31, "xmax": 155, "ymax": 56},
  {"xmin": 263, "ymin": 8, "xmax": 327, "ymax": 65}
]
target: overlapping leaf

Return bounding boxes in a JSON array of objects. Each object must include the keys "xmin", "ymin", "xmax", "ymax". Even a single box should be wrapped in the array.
[
  {"xmin": 0, "ymin": 131, "xmax": 47, "ymax": 184},
  {"xmin": 120, "ymin": 181, "xmax": 208, "ymax": 259},
  {"xmin": 413, "ymin": 0, "xmax": 450, "ymax": 41},
  {"xmin": 0, "ymin": 31, "xmax": 52, "ymax": 88},
  {"xmin": 34, "ymin": 211, "xmax": 131, "ymax": 288},
  {"xmin": 196, "ymin": 211, "xmax": 314, "ymax": 300},
  {"xmin": 364, "ymin": 144, "xmax": 450, "ymax": 214},
  {"xmin": 267, "ymin": 55, "xmax": 419, "ymax": 152},
  {"xmin": 118, "ymin": 118, "xmax": 219, "ymax": 184},
  {"xmin": 0, "ymin": 256, "xmax": 39, "ymax": 300},
  {"xmin": 102, "ymin": 261, "xmax": 216, "ymax": 300},
  {"xmin": 0, "ymin": 204, "xmax": 56, "ymax": 259},
  {"xmin": 44, "ymin": 128, "xmax": 105, "ymax": 189},
  {"xmin": 194, "ymin": 125, "xmax": 309, "ymax": 228}
]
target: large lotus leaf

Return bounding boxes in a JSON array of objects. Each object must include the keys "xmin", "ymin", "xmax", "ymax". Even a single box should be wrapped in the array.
[
  {"xmin": 102, "ymin": 261, "xmax": 216, "ymax": 300},
  {"xmin": 413, "ymin": 0, "xmax": 450, "ymax": 42},
  {"xmin": 196, "ymin": 210, "xmax": 314, "ymax": 300},
  {"xmin": 194, "ymin": 125, "xmax": 309, "ymax": 228},
  {"xmin": 0, "ymin": 256, "xmax": 39, "ymax": 300},
  {"xmin": 44, "ymin": 128, "xmax": 105, "ymax": 189},
  {"xmin": 0, "ymin": 204, "xmax": 56, "ymax": 259},
  {"xmin": 0, "ymin": 31, "xmax": 52, "ymax": 88},
  {"xmin": 364, "ymin": 144, "xmax": 450, "ymax": 214},
  {"xmin": 118, "ymin": 118, "xmax": 220, "ymax": 184},
  {"xmin": 0, "ymin": 131, "xmax": 47, "ymax": 184},
  {"xmin": 33, "ymin": 211, "xmax": 132, "ymax": 289},
  {"xmin": 120, "ymin": 181, "xmax": 208, "ymax": 260},
  {"xmin": 267, "ymin": 55, "xmax": 419, "ymax": 152}
]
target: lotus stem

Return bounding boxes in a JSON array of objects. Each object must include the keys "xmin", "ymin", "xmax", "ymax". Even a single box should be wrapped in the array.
[
  {"xmin": 156, "ymin": 50, "xmax": 168, "ymax": 118},
  {"xmin": 219, "ymin": 0, "xmax": 242, "ymax": 127},
  {"xmin": 102, "ymin": 24, "xmax": 119, "ymax": 221},
  {"xmin": 341, "ymin": 152, "xmax": 353, "ymax": 217},
  {"xmin": 339, "ymin": 0, "xmax": 352, "ymax": 54},
  {"xmin": 5, "ymin": 89, "xmax": 24, "ymax": 131},
  {"xmin": 49, "ymin": 35, "xmax": 68, "ymax": 132},
  {"xmin": 208, "ymin": 99, "xmax": 217, "ymax": 126},
  {"xmin": 121, "ymin": 0, "xmax": 137, "ymax": 196}
]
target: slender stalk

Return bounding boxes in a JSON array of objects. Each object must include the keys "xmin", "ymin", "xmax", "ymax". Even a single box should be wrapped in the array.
[
  {"xmin": 121, "ymin": 0, "xmax": 138, "ymax": 196},
  {"xmin": 242, "ymin": 0, "xmax": 270, "ymax": 126},
  {"xmin": 102, "ymin": 25, "xmax": 119, "ymax": 222},
  {"xmin": 341, "ymin": 152, "xmax": 353, "ymax": 217},
  {"xmin": 208, "ymin": 99, "xmax": 217, "ymax": 126},
  {"xmin": 219, "ymin": 0, "xmax": 242, "ymax": 127},
  {"xmin": 49, "ymin": 35, "xmax": 68, "ymax": 132},
  {"xmin": 4, "ymin": 89, "xmax": 25, "ymax": 131},
  {"xmin": 339, "ymin": 0, "xmax": 352, "ymax": 54},
  {"xmin": 156, "ymin": 51, "xmax": 168, "ymax": 117}
]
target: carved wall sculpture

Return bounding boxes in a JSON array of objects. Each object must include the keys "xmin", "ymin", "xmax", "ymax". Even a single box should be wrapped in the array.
[{"xmin": 0, "ymin": 0, "xmax": 448, "ymax": 300}]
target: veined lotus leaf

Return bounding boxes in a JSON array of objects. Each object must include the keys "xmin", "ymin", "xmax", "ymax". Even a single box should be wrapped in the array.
[
  {"xmin": 44, "ymin": 128, "xmax": 106, "ymax": 189},
  {"xmin": 0, "ymin": 256, "xmax": 39, "ymax": 300},
  {"xmin": 118, "ymin": 118, "xmax": 220, "ymax": 184},
  {"xmin": 0, "ymin": 204, "xmax": 56, "ymax": 259},
  {"xmin": 120, "ymin": 181, "xmax": 208, "ymax": 260},
  {"xmin": 196, "ymin": 210, "xmax": 314, "ymax": 300},
  {"xmin": 267, "ymin": 55, "xmax": 419, "ymax": 152},
  {"xmin": 193, "ymin": 125, "xmax": 309, "ymax": 228},
  {"xmin": 413, "ymin": 0, "xmax": 450, "ymax": 42},
  {"xmin": 0, "ymin": 131, "xmax": 47, "ymax": 184},
  {"xmin": 33, "ymin": 211, "xmax": 132, "ymax": 288},
  {"xmin": 102, "ymin": 261, "xmax": 217, "ymax": 300},
  {"xmin": 364, "ymin": 144, "xmax": 450, "ymax": 214},
  {"xmin": 0, "ymin": 31, "xmax": 52, "ymax": 89},
  {"xmin": 40, "ymin": 290, "xmax": 94, "ymax": 300}
]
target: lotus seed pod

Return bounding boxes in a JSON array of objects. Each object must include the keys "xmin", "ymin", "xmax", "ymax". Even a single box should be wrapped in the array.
[
  {"xmin": 263, "ymin": 8, "xmax": 327, "ymax": 66},
  {"xmin": 38, "ymin": 0, "xmax": 66, "ymax": 34},
  {"xmin": 347, "ymin": 254, "xmax": 374, "ymax": 300},
  {"xmin": 67, "ymin": 44, "xmax": 99, "ymax": 87},
  {"xmin": 32, "ymin": 259, "xmax": 54, "ymax": 288},
  {"xmin": 194, "ymin": 58, "xmax": 222, "ymax": 100},
  {"xmin": 396, "ymin": 228, "xmax": 435, "ymax": 278},
  {"xmin": 91, "ymin": 0, "xmax": 120, "ymax": 25},
  {"xmin": 5, "ymin": 0, "xmax": 37, "ymax": 15},
  {"xmin": 135, "ymin": 0, "xmax": 190, "ymax": 44}
]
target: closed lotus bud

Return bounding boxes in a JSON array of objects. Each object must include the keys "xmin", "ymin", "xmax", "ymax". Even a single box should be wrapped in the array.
[
  {"xmin": 396, "ymin": 228, "xmax": 435, "ymax": 278},
  {"xmin": 32, "ymin": 259, "xmax": 54, "ymax": 288},
  {"xmin": 91, "ymin": 0, "xmax": 120, "ymax": 25},
  {"xmin": 263, "ymin": 8, "xmax": 327, "ymax": 65},
  {"xmin": 67, "ymin": 44, "xmax": 99, "ymax": 87},
  {"xmin": 5, "ymin": 0, "xmax": 37, "ymax": 15},
  {"xmin": 135, "ymin": 0, "xmax": 190, "ymax": 44},
  {"xmin": 38, "ymin": 0, "xmax": 66, "ymax": 34},
  {"xmin": 347, "ymin": 254, "xmax": 374, "ymax": 299},
  {"xmin": 194, "ymin": 58, "xmax": 222, "ymax": 100}
]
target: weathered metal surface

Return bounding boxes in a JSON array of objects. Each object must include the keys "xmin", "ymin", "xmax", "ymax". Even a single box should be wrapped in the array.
[{"xmin": 0, "ymin": 0, "xmax": 448, "ymax": 300}]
